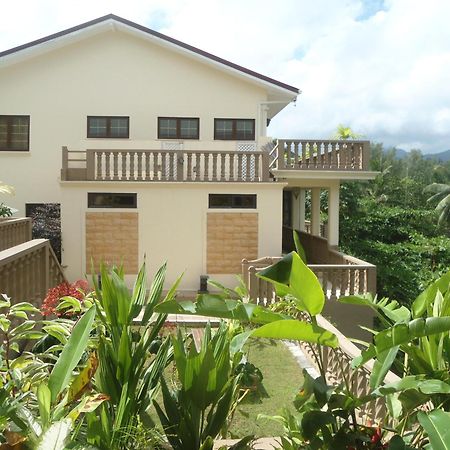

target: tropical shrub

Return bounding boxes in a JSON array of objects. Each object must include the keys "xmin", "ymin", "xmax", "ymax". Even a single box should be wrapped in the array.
[{"xmin": 154, "ymin": 322, "xmax": 246, "ymax": 450}]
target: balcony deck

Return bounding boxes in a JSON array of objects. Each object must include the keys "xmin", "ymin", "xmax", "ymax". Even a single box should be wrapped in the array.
[{"xmin": 60, "ymin": 139, "xmax": 373, "ymax": 182}]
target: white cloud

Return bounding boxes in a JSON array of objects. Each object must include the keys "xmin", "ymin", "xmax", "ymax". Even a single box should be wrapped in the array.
[{"xmin": 1, "ymin": 0, "xmax": 450, "ymax": 152}]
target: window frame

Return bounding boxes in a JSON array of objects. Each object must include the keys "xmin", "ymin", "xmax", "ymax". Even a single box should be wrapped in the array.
[
  {"xmin": 157, "ymin": 117, "xmax": 200, "ymax": 140},
  {"xmin": 214, "ymin": 118, "xmax": 255, "ymax": 141},
  {"xmin": 0, "ymin": 115, "xmax": 30, "ymax": 152},
  {"xmin": 208, "ymin": 194, "xmax": 257, "ymax": 209},
  {"xmin": 87, "ymin": 116, "xmax": 130, "ymax": 139},
  {"xmin": 87, "ymin": 193, "xmax": 137, "ymax": 209}
]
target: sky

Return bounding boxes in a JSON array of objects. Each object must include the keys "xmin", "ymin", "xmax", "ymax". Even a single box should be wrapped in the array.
[{"xmin": 1, "ymin": 0, "xmax": 449, "ymax": 154}]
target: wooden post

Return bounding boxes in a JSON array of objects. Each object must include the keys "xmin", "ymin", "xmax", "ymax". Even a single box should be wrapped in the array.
[
  {"xmin": 362, "ymin": 141, "xmax": 370, "ymax": 170},
  {"xmin": 61, "ymin": 146, "xmax": 68, "ymax": 180},
  {"xmin": 311, "ymin": 188, "xmax": 321, "ymax": 236},
  {"xmin": 367, "ymin": 265, "xmax": 377, "ymax": 294}
]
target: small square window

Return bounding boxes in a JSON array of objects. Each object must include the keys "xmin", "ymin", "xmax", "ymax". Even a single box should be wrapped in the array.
[
  {"xmin": 0, "ymin": 115, "xmax": 30, "ymax": 151},
  {"xmin": 87, "ymin": 116, "xmax": 129, "ymax": 138},
  {"xmin": 158, "ymin": 117, "xmax": 199, "ymax": 140}
]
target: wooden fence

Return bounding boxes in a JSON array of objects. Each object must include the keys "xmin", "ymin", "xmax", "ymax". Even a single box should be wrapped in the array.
[
  {"xmin": 0, "ymin": 218, "xmax": 32, "ymax": 251},
  {"xmin": 0, "ymin": 239, "xmax": 66, "ymax": 307}
]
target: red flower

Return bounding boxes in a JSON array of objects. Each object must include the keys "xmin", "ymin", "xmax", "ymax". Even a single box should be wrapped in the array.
[{"xmin": 41, "ymin": 280, "xmax": 89, "ymax": 316}]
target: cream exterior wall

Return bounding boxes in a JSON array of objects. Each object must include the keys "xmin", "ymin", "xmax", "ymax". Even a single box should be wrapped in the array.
[
  {"xmin": 60, "ymin": 182, "xmax": 283, "ymax": 294},
  {"xmin": 0, "ymin": 29, "xmax": 270, "ymax": 214}
]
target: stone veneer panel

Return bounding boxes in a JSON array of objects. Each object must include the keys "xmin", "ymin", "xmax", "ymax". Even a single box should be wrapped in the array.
[
  {"xmin": 207, "ymin": 212, "xmax": 258, "ymax": 274},
  {"xmin": 85, "ymin": 212, "xmax": 138, "ymax": 274}
]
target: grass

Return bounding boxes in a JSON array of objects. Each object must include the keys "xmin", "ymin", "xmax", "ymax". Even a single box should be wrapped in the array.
[{"xmin": 227, "ymin": 338, "xmax": 304, "ymax": 438}]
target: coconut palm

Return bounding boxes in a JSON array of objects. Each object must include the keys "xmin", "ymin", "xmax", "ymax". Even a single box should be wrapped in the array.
[
  {"xmin": 424, "ymin": 183, "xmax": 450, "ymax": 225},
  {"xmin": 332, "ymin": 124, "xmax": 363, "ymax": 140}
]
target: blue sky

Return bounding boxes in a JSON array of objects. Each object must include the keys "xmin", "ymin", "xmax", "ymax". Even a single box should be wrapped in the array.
[{"xmin": 1, "ymin": 0, "xmax": 449, "ymax": 153}]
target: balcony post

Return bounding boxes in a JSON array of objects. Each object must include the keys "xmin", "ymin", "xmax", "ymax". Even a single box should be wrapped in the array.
[
  {"xmin": 292, "ymin": 188, "xmax": 306, "ymax": 231},
  {"xmin": 277, "ymin": 140, "xmax": 285, "ymax": 170},
  {"xmin": 61, "ymin": 146, "xmax": 68, "ymax": 181},
  {"xmin": 362, "ymin": 141, "xmax": 370, "ymax": 170},
  {"xmin": 328, "ymin": 182, "xmax": 340, "ymax": 247},
  {"xmin": 311, "ymin": 188, "xmax": 321, "ymax": 236}
]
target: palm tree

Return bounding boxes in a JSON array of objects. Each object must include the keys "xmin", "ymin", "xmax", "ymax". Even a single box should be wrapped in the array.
[
  {"xmin": 424, "ymin": 183, "xmax": 450, "ymax": 225},
  {"xmin": 332, "ymin": 124, "xmax": 362, "ymax": 140}
]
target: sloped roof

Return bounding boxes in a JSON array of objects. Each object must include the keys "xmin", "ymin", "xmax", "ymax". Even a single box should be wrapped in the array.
[{"xmin": 0, "ymin": 14, "xmax": 299, "ymax": 96}]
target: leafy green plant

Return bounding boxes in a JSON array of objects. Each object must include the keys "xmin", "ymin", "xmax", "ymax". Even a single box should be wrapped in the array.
[
  {"xmin": 84, "ymin": 262, "xmax": 180, "ymax": 450},
  {"xmin": 154, "ymin": 322, "xmax": 246, "ymax": 450},
  {"xmin": 339, "ymin": 271, "xmax": 450, "ymax": 447},
  {"xmin": 0, "ymin": 299, "xmax": 104, "ymax": 449},
  {"xmin": 0, "ymin": 204, "xmax": 13, "ymax": 218},
  {"xmin": 234, "ymin": 361, "xmax": 263, "ymax": 390}
]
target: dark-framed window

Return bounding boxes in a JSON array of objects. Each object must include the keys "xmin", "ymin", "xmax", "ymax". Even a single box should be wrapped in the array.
[
  {"xmin": 88, "ymin": 193, "xmax": 137, "ymax": 208},
  {"xmin": 214, "ymin": 118, "xmax": 255, "ymax": 140},
  {"xmin": 158, "ymin": 117, "xmax": 199, "ymax": 139},
  {"xmin": 87, "ymin": 116, "xmax": 129, "ymax": 138},
  {"xmin": 209, "ymin": 194, "xmax": 257, "ymax": 209},
  {"xmin": 0, "ymin": 115, "xmax": 30, "ymax": 151}
]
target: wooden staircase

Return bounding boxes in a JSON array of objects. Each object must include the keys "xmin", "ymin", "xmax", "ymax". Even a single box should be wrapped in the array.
[{"xmin": 0, "ymin": 218, "xmax": 66, "ymax": 307}]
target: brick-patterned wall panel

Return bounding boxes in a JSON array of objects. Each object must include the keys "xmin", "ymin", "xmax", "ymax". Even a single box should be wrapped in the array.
[
  {"xmin": 85, "ymin": 212, "xmax": 138, "ymax": 274},
  {"xmin": 207, "ymin": 212, "xmax": 258, "ymax": 274}
]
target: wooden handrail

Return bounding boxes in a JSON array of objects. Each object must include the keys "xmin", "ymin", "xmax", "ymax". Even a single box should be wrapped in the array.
[
  {"xmin": 0, "ymin": 239, "xmax": 66, "ymax": 307},
  {"xmin": 0, "ymin": 218, "xmax": 32, "ymax": 251}
]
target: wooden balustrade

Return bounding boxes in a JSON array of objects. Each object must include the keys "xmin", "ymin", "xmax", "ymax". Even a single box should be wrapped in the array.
[
  {"xmin": 274, "ymin": 139, "xmax": 370, "ymax": 171},
  {"xmin": 242, "ymin": 239, "xmax": 376, "ymax": 341},
  {"xmin": 62, "ymin": 148, "xmax": 271, "ymax": 182},
  {"xmin": 0, "ymin": 239, "xmax": 66, "ymax": 307},
  {"xmin": 0, "ymin": 218, "xmax": 32, "ymax": 251}
]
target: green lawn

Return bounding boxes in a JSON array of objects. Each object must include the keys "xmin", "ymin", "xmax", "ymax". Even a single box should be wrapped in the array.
[{"xmin": 227, "ymin": 338, "xmax": 304, "ymax": 438}]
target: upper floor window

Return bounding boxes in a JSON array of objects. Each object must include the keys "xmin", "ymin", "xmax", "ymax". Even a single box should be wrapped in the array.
[
  {"xmin": 0, "ymin": 115, "xmax": 30, "ymax": 151},
  {"xmin": 214, "ymin": 119, "xmax": 255, "ymax": 141},
  {"xmin": 87, "ymin": 116, "xmax": 129, "ymax": 138},
  {"xmin": 158, "ymin": 117, "xmax": 199, "ymax": 140}
]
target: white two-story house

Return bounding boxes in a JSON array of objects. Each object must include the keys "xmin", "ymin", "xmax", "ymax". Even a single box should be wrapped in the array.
[{"xmin": 0, "ymin": 14, "xmax": 376, "ymax": 298}]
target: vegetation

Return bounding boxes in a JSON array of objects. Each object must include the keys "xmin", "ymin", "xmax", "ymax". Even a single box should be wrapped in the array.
[
  {"xmin": 339, "ymin": 144, "xmax": 450, "ymax": 305},
  {"xmin": 0, "ymin": 181, "xmax": 14, "ymax": 218}
]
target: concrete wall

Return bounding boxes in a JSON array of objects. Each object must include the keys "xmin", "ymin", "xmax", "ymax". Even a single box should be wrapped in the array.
[
  {"xmin": 0, "ymin": 29, "xmax": 270, "ymax": 214},
  {"xmin": 61, "ymin": 182, "xmax": 283, "ymax": 295}
]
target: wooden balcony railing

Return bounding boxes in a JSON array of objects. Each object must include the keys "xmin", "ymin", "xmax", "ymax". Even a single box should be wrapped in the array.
[
  {"xmin": 0, "ymin": 239, "xmax": 66, "ymax": 307},
  {"xmin": 0, "ymin": 218, "xmax": 32, "ymax": 251},
  {"xmin": 61, "ymin": 147, "xmax": 271, "ymax": 182},
  {"xmin": 242, "ymin": 231, "xmax": 376, "ymax": 340},
  {"xmin": 271, "ymin": 139, "xmax": 371, "ymax": 171}
]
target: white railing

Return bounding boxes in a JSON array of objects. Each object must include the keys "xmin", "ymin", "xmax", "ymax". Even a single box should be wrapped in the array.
[
  {"xmin": 274, "ymin": 139, "xmax": 371, "ymax": 171},
  {"xmin": 62, "ymin": 147, "xmax": 271, "ymax": 182}
]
